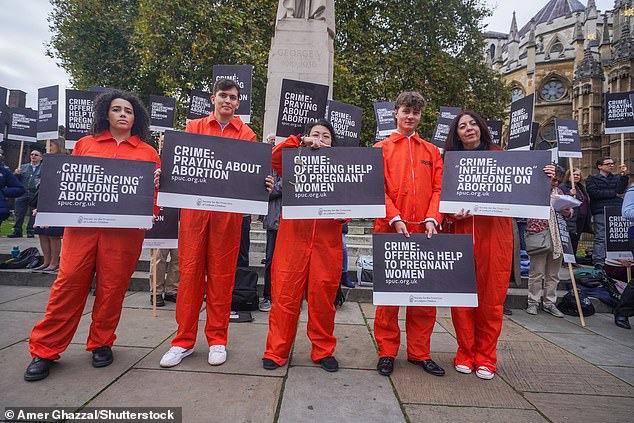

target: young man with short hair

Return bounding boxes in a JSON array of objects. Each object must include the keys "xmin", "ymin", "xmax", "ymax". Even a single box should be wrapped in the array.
[
  {"xmin": 373, "ymin": 91, "xmax": 445, "ymax": 377},
  {"xmin": 160, "ymin": 79, "xmax": 257, "ymax": 368}
]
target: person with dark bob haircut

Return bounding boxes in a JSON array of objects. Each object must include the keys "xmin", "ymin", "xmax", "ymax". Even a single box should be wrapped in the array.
[
  {"xmin": 25, "ymin": 89, "xmax": 160, "ymax": 382},
  {"xmin": 91, "ymin": 89, "xmax": 151, "ymax": 142},
  {"xmin": 443, "ymin": 110, "xmax": 493, "ymax": 151},
  {"xmin": 262, "ymin": 118, "xmax": 345, "ymax": 373}
]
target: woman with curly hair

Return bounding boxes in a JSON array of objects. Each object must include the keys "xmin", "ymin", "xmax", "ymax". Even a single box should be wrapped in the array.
[{"xmin": 24, "ymin": 90, "xmax": 160, "ymax": 381}]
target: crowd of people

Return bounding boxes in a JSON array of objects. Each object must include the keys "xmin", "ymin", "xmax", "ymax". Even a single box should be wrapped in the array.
[{"xmin": 3, "ymin": 81, "xmax": 629, "ymax": 384}]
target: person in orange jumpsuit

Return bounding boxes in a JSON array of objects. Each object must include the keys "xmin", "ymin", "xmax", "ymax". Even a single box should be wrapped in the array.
[
  {"xmin": 441, "ymin": 110, "xmax": 513, "ymax": 380},
  {"xmin": 159, "ymin": 78, "xmax": 269, "ymax": 368},
  {"xmin": 262, "ymin": 119, "xmax": 345, "ymax": 372},
  {"xmin": 25, "ymin": 90, "xmax": 161, "ymax": 381},
  {"xmin": 374, "ymin": 92, "xmax": 445, "ymax": 377}
]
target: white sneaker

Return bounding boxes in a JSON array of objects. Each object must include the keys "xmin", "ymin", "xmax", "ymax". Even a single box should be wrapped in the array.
[
  {"xmin": 476, "ymin": 366, "xmax": 495, "ymax": 380},
  {"xmin": 526, "ymin": 304, "xmax": 538, "ymax": 315},
  {"xmin": 455, "ymin": 364, "xmax": 472, "ymax": 374},
  {"xmin": 543, "ymin": 303, "xmax": 565, "ymax": 318},
  {"xmin": 208, "ymin": 345, "xmax": 227, "ymax": 365},
  {"xmin": 160, "ymin": 346, "xmax": 193, "ymax": 368}
]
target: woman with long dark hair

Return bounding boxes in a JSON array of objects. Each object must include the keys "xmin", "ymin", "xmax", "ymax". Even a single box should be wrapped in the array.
[
  {"xmin": 25, "ymin": 90, "xmax": 160, "ymax": 381},
  {"xmin": 262, "ymin": 119, "xmax": 345, "ymax": 372},
  {"xmin": 443, "ymin": 111, "xmax": 514, "ymax": 380}
]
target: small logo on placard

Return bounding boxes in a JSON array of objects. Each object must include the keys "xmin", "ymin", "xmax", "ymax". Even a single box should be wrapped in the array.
[
  {"xmin": 77, "ymin": 216, "xmax": 84, "ymax": 224},
  {"xmin": 196, "ymin": 198, "xmax": 202, "ymax": 207},
  {"xmin": 473, "ymin": 205, "xmax": 479, "ymax": 212},
  {"xmin": 318, "ymin": 208, "xmax": 324, "ymax": 216},
  {"xmin": 409, "ymin": 295, "xmax": 414, "ymax": 303}
]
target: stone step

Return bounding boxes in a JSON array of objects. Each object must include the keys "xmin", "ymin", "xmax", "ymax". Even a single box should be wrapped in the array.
[{"xmin": 249, "ymin": 229, "xmax": 372, "ymax": 245}]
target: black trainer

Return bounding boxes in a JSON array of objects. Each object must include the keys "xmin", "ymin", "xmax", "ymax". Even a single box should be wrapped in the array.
[
  {"xmin": 408, "ymin": 358, "xmax": 445, "ymax": 376},
  {"xmin": 163, "ymin": 293, "xmax": 177, "ymax": 303},
  {"xmin": 319, "ymin": 356, "xmax": 339, "ymax": 372},
  {"xmin": 24, "ymin": 357, "xmax": 53, "ymax": 381},
  {"xmin": 262, "ymin": 358, "xmax": 280, "ymax": 370},
  {"xmin": 377, "ymin": 356, "xmax": 394, "ymax": 376},
  {"xmin": 150, "ymin": 294, "xmax": 165, "ymax": 307},
  {"xmin": 92, "ymin": 346, "xmax": 113, "ymax": 368}
]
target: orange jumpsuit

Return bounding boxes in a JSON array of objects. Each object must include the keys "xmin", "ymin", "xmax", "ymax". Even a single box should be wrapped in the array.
[
  {"xmin": 373, "ymin": 131, "xmax": 443, "ymax": 361},
  {"xmin": 29, "ymin": 131, "xmax": 160, "ymax": 360},
  {"xmin": 263, "ymin": 136, "xmax": 344, "ymax": 366},
  {"xmin": 171, "ymin": 113, "xmax": 256, "ymax": 349},
  {"xmin": 445, "ymin": 148, "xmax": 513, "ymax": 372}
]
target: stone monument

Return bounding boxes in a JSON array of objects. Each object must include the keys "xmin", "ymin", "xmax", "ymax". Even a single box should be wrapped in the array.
[{"xmin": 263, "ymin": 0, "xmax": 335, "ymax": 139}]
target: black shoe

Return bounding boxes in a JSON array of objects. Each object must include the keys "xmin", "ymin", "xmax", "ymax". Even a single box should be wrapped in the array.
[
  {"xmin": 615, "ymin": 315, "xmax": 631, "ymax": 330},
  {"xmin": 163, "ymin": 293, "xmax": 177, "ymax": 303},
  {"xmin": 92, "ymin": 346, "xmax": 113, "ymax": 368},
  {"xmin": 24, "ymin": 357, "xmax": 53, "ymax": 381},
  {"xmin": 262, "ymin": 358, "xmax": 280, "ymax": 370},
  {"xmin": 377, "ymin": 357, "xmax": 394, "ymax": 376},
  {"xmin": 503, "ymin": 306, "xmax": 513, "ymax": 316},
  {"xmin": 319, "ymin": 356, "xmax": 339, "ymax": 372},
  {"xmin": 150, "ymin": 294, "xmax": 165, "ymax": 307},
  {"xmin": 7, "ymin": 233, "xmax": 21, "ymax": 238},
  {"xmin": 409, "ymin": 358, "xmax": 445, "ymax": 376}
]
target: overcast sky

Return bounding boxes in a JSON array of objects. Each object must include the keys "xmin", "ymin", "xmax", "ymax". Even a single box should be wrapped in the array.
[{"xmin": 0, "ymin": 0, "xmax": 619, "ymax": 117}]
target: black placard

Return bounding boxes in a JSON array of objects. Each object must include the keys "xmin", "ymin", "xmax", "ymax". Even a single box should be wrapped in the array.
[
  {"xmin": 281, "ymin": 147, "xmax": 385, "ymax": 219},
  {"xmin": 507, "ymin": 94, "xmax": 534, "ymax": 150},
  {"xmin": 157, "ymin": 130, "xmax": 271, "ymax": 214},
  {"xmin": 143, "ymin": 206, "xmax": 180, "ymax": 249},
  {"xmin": 212, "ymin": 65, "xmax": 253, "ymax": 124},
  {"xmin": 37, "ymin": 85, "xmax": 59, "ymax": 140},
  {"xmin": 276, "ymin": 79, "xmax": 329, "ymax": 138},
  {"xmin": 0, "ymin": 86, "xmax": 7, "ymax": 105},
  {"xmin": 0, "ymin": 103, "xmax": 8, "ymax": 142},
  {"xmin": 372, "ymin": 233, "xmax": 477, "ymax": 306},
  {"xmin": 326, "ymin": 100, "xmax": 362, "ymax": 147},
  {"xmin": 605, "ymin": 91, "xmax": 634, "ymax": 134},
  {"xmin": 557, "ymin": 213, "xmax": 576, "ymax": 263},
  {"xmin": 374, "ymin": 101, "xmax": 396, "ymax": 139},
  {"xmin": 605, "ymin": 206, "xmax": 634, "ymax": 260},
  {"xmin": 439, "ymin": 150, "xmax": 552, "ymax": 219},
  {"xmin": 34, "ymin": 155, "xmax": 155, "ymax": 228},
  {"xmin": 65, "ymin": 89, "xmax": 98, "ymax": 148},
  {"xmin": 7, "ymin": 107, "xmax": 37, "ymax": 143},
  {"xmin": 187, "ymin": 90, "xmax": 213, "ymax": 122},
  {"xmin": 149, "ymin": 95, "xmax": 176, "ymax": 133},
  {"xmin": 487, "ymin": 120, "xmax": 503, "ymax": 145},
  {"xmin": 431, "ymin": 106, "xmax": 461, "ymax": 149},
  {"xmin": 555, "ymin": 118, "xmax": 581, "ymax": 158}
]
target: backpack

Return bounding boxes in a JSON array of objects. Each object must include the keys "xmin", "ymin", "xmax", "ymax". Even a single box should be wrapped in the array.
[
  {"xmin": 557, "ymin": 289, "xmax": 596, "ymax": 317},
  {"xmin": 573, "ymin": 269, "xmax": 604, "ymax": 288},
  {"xmin": 356, "ymin": 256, "xmax": 373, "ymax": 286},
  {"xmin": 0, "ymin": 247, "xmax": 41, "ymax": 269},
  {"xmin": 231, "ymin": 268, "xmax": 259, "ymax": 311},
  {"xmin": 572, "ymin": 269, "xmax": 621, "ymax": 303}
]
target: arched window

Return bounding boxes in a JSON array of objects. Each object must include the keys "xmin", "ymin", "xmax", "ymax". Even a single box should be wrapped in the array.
[
  {"xmin": 511, "ymin": 86, "xmax": 525, "ymax": 102},
  {"xmin": 538, "ymin": 120, "xmax": 557, "ymax": 150},
  {"xmin": 549, "ymin": 42, "xmax": 564, "ymax": 56},
  {"xmin": 490, "ymin": 44, "xmax": 496, "ymax": 61}
]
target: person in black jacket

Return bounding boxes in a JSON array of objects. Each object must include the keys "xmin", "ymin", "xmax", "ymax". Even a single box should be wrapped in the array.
[
  {"xmin": 0, "ymin": 148, "xmax": 26, "ymax": 227},
  {"xmin": 585, "ymin": 158, "xmax": 628, "ymax": 268},
  {"xmin": 561, "ymin": 168, "xmax": 592, "ymax": 255}
]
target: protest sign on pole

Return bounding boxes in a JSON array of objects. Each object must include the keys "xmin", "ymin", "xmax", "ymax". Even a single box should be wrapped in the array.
[
  {"xmin": 7, "ymin": 107, "xmax": 37, "ymax": 143},
  {"xmin": 276, "ymin": 79, "xmax": 329, "ymax": 138},
  {"xmin": 487, "ymin": 120, "xmax": 503, "ymax": 146},
  {"xmin": 507, "ymin": 94, "xmax": 534, "ymax": 150},
  {"xmin": 605, "ymin": 91, "xmax": 634, "ymax": 134},
  {"xmin": 439, "ymin": 150, "xmax": 552, "ymax": 219},
  {"xmin": 187, "ymin": 90, "xmax": 213, "ymax": 123},
  {"xmin": 374, "ymin": 101, "xmax": 396, "ymax": 140},
  {"xmin": 212, "ymin": 65, "xmax": 253, "ymax": 123},
  {"xmin": 555, "ymin": 118, "xmax": 582, "ymax": 158},
  {"xmin": 65, "ymin": 89, "xmax": 98, "ymax": 149},
  {"xmin": 157, "ymin": 130, "xmax": 271, "ymax": 214},
  {"xmin": 281, "ymin": 147, "xmax": 385, "ymax": 219},
  {"xmin": 557, "ymin": 214, "xmax": 576, "ymax": 264},
  {"xmin": 149, "ymin": 95, "xmax": 176, "ymax": 133},
  {"xmin": 143, "ymin": 207, "xmax": 179, "ymax": 249},
  {"xmin": 34, "ymin": 155, "xmax": 156, "ymax": 228},
  {"xmin": 37, "ymin": 85, "xmax": 59, "ymax": 140},
  {"xmin": 430, "ymin": 106, "xmax": 461, "ymax": 150},
  {"xmin": 372, "ymin": 233, "xmax": 477, "ymax": 307},
  {"xmin": 326, "ymin": 100, "xmax": 362, "ymax": 147},
  {"xmin": 605, "ymin": 206, "xmax": 634, "ymax": 260}
]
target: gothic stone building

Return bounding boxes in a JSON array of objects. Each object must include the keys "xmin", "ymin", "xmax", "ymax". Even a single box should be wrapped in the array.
[{"xmin": 485, "ymin": 0, "xmax": 633, "ymax": 178}]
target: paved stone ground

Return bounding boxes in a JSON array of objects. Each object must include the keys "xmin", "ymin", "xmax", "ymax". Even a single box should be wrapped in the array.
[{"xmin": 0, "ymin": 285, "xmax": 633, "ymax": 422}]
